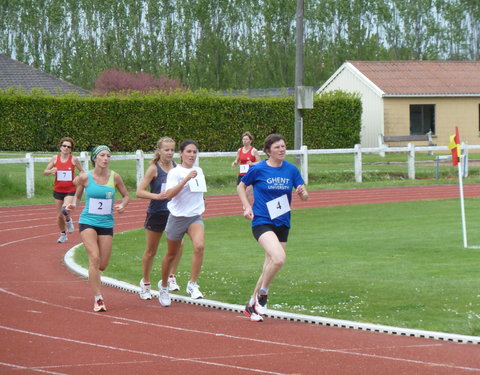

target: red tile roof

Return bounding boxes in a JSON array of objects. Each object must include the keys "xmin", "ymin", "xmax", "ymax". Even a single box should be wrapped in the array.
[{"xmin": 349, "ymin": 60, "xmax": 480, "ymax": 96}]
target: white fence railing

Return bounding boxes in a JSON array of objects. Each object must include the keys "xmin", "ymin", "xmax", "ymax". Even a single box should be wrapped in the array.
[{"xmin": 0, "ymin": 143, "xmax": 476, "ymax": 198}]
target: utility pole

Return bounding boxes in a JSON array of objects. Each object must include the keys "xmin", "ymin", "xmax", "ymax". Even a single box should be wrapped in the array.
[{"xmin": 294, "ymin": 0, "xmax": 304, "ymax": 155}]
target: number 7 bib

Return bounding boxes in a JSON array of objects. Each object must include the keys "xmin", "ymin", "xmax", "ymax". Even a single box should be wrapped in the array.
[{"xmin": 266, "ymin": 194, "xmax": 290, "ymax": 220}]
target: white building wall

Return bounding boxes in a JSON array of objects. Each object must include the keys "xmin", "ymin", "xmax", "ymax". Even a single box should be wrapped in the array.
[{"xmin": 317, "ymin": 64, "xmax": 384, "ymax": 147}]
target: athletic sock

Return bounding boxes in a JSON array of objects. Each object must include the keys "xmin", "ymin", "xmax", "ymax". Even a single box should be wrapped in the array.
[
  {"xmin": 95, "ymin": 295, "xmax": 103, "ymax": 301},
  {"xmin": 61, "ymin": 206, "xmax": 68, "ymax": 217},
  {"xmin": 249, "ymin": 296, "xmax": 255, "ymax": 306},
  {"xmin": 259, "ymin": 287, "xmax": 268, "ymax": 295}
]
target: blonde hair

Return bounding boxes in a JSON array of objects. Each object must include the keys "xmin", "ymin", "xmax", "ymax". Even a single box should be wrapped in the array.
[{"xmin": 151, "ymin": 137, "xmax": 175, "ymax": 165}]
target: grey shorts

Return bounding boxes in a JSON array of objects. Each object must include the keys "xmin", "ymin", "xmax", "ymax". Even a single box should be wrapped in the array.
[{"xmin": 166, "ymin": 214, "xmax": 203, "ymax": 241}]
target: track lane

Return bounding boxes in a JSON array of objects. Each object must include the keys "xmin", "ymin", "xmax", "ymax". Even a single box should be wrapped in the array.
[{"xmin": 1, "ymin": 185, "xmax": 480, "ymax": 374}]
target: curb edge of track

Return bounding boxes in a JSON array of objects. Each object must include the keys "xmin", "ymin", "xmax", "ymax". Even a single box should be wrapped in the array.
[{"xmin": 64, "ymin": 244, "xmax": 480, "ymax": 345}]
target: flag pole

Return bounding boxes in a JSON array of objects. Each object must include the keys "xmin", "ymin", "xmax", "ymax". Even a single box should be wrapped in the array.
[{"xmin": 457, "ymin": 154, "xmax": 468, "ymax": 248}]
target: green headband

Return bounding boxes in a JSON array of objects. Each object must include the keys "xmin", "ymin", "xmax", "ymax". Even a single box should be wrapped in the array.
[{"xmin": 91, "ymin": 145, "xmax": 111, "ymax": 162}]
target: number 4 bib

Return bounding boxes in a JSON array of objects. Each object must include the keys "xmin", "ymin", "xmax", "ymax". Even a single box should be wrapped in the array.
[{"xmin": 266, "ymin": 194, "xmax": 290, "ymax": 220}]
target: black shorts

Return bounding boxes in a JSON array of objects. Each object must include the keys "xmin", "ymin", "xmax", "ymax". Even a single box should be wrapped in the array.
[
  {"xmin": 79, "ymin": 224, "xmax": 113, "ymax": 236},
  {"xmin": 252, "ymin": 224, "xmax": 290, "ymax": 242},
  {"xmin": 53, "ymin": 191, "xmax": 75, "ymax": 200},
  {"xmin": 144, "ymin": 211, "xmax": 170, "ymax": 232},
  {"xmin": 237, "ymin": 175, "xmax": 245, "ymax": 185}
]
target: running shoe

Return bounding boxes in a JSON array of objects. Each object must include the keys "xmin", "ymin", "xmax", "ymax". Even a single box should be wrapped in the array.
[
  {"xmin": 66, "ymin": 219, "xmax": 74, "ymax": 233},
  {"xmin": 139, "ymin": 279, "xmax": 152, "ymax": 300},
  {"xmin": 186, "ymin": 281, "xmax": 203, "ymax": 299},
  {"xmin": 168, "ymin": 274, "xmax": 180, "ymax": 291},
  {"xmin": 93, "ymin": 298, "xmax": 107, "ymax": 312},
  {"xmin": 158, "ymin": 285, "xmax": 171, "ymax": 307},
  {"xmin": 57, "ymin": 232, "xmax": 67, "ymax": 243},
  {"xmin": 244, "ymin": 304, "xmax": 263, "ymax": 322},
  {"xmin": 255, "ymin": 293, "xmax": 268, "ymax": 315}
]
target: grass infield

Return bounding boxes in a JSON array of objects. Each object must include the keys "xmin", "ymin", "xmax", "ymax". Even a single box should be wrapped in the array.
[{"xmin": 74, "ymin": 197, "xmax": 480, "ymax": 337}]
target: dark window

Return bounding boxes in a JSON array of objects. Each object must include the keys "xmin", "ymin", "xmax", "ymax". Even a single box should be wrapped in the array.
[{"xmin": 410, "ymin": 104, "xmax": 435, "ymax": 135}]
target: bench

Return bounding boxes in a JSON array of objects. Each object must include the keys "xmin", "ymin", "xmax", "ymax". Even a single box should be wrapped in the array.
[
  {"xmin": 380, "ymin": 131, "xmax": 435, "ymax": 146},
  {"xmin": 378, "ymin": 131, "xmax": 435, "ymax": 156}
]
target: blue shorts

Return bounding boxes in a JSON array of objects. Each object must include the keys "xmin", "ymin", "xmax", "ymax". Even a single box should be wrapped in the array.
[{"xmin": 144, "ymin": 211, "xmax": 169, "ymax": 232}]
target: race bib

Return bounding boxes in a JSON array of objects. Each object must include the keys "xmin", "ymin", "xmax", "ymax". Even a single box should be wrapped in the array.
[
  {"xmin": 266, "ymin": 194, "xmax": 290, "ymax": 220},
  {"xmin": 88, "ymin": 198, "xmax": 113, "ymax": 215},
  {"xmin": 239, "ymin": 164, "xmax": 249, "ymax": 174},
  {"xmin": 188, "ymin": 173, "xmax": 207, "ymax": 192},
  {"xmin": 57, "ymin": 170, "xmax": 73, "ymax": 181}
]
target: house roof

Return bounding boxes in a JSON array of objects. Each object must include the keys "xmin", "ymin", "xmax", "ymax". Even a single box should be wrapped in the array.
[
  {"xmin": 0, "ymin": 54, "xmax": 90, "ymax": 96},
  {"xmin": 348, "ymin": 60, "xmax": 480, "ymax": 97}
]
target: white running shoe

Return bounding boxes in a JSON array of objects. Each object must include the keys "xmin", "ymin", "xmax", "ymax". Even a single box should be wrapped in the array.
[
  {"xmin": 158, "ymin": 284, "xmax": 171, "ymax": 307},
  {"xmin": 139, "ymin": 279, "xmax": 152, "ymax": 300},
  {"xmin": 254, "ymin": 293, "xmax": 268, "ymax": 315},
  {"xmin": 57, "ymin": 233, "xmax": 67, "ymax": 243},
  {"xmin": 186, "ymin": 281, "xmax": 203, "ymax": 299},
  {"xmin": 66, "ymin": 219, "xmax": 74, "ymax": 233},
  {"xmin": 244, "ymin": 304, "xmax": 263, "ymax": 322},
  {"xmin": 168, "ymin": 274, "xmax": 180, "ymax": 291}
]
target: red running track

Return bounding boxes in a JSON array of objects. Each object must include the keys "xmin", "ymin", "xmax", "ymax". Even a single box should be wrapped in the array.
[{"xmin": 1, "ymin": 185, "xmax": 480, "ymax": 374}]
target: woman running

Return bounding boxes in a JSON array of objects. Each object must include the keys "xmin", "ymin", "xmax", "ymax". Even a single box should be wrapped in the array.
[
  {"xmin": 237, "ymin": 134, "xmax": 308, "ymax": 321},
  {"xmin": 136, "ymin": 137, "xmax": 183, "ymax": 300},
  {"xmin": 158, "ymin": 140, "xmax": 206, "ymax": 307},
  {"xmin": 66, "ymin": 145, "xmax": 129, "ymax": 312},
  {"xmin": 43, "ymin": 137, "xmax": 84, "ymax": 243}
]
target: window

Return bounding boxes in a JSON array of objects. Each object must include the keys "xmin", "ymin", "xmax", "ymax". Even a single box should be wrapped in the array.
[{"xmin": 410, "ymin": 104, "xmax": 435, "ymax": 135}]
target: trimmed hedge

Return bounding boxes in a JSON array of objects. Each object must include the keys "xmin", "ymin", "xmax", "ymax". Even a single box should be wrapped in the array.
[{"xmin": 0, "ymin": 90, "xmax": 361, "ymax": 152}]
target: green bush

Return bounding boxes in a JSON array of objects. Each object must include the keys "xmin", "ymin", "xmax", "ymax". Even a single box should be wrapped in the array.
[{"xmin": 0, "ymin": 89, "xmax": 361, "ymax": 152}]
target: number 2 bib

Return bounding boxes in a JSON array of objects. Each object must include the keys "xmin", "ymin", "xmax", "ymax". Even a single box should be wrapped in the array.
[
  {"xmin": 88, "ymin": 198, "xmax": 113, "ymax": 215},
  {"xmin": 266, "ymin": 194, "xmax": 290, "ymax": 220}
]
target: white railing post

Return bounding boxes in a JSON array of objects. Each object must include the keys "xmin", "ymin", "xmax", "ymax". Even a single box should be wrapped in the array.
[
  {"xmin": 378, "ymin": 134, "xmax": 386, "ymax": 158},
  {"xmin": 80, "ymin": 151, "xmax": 89, "ymax": 171},
  {"xmin": 25, "ymin": 153, "xmax": 34, "ymax": 198},
  {"xmin": 136, "ymin": 149, "xmax": 144, "ymax": 189},
  {"xmin": 354, "ymin": 144, "xmax": 362, "ymax": 183},
  {"xmin": 407, "ymin": 143, "xmax": 415, "ymax": 179},
  {"xmin": 301, "ymin": 145, "xmax": 308, "ymax": 185}
]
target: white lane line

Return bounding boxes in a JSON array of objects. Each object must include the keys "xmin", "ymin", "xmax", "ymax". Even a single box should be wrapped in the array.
[
  {"xmin": 1, "ymin": 288, "xmax": 479, "ymax": 372},
  {"xmin": 0, "ymin": 232, "xmax": 58, "ymax": 247},
  {"xmin": 0, "ymin": 325, "xmax": 288, "ymax": 375},
  {"xmin": 0, "ymin": 361, "xmax": 68, "ymax": 375}
]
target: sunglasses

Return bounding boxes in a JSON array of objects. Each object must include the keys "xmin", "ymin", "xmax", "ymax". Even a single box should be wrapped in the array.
[{"xmin": 61, "ymin": 145, "xmax": 72, "ymax": 148}]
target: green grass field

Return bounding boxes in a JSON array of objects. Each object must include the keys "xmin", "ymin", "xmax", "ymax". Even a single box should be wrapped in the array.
[{"xmin": 73, "ymin": 198, "xmax": 480, "ymax": 337}]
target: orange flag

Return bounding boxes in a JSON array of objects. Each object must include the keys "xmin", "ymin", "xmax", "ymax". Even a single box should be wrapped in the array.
[{"xmin": 448, "ymin": 127, "xmax": 461, "ymax": 166}]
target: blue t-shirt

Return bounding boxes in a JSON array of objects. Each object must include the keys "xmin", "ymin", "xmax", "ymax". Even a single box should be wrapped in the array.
[{"xmin": 241, "ymin": 160, "xmax": 304, "ymax": 228}]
